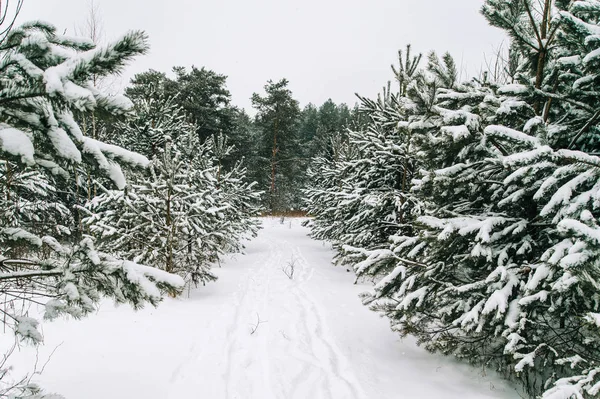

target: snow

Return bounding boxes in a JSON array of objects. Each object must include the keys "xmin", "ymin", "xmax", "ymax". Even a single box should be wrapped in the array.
[
  {"xmin": 557, "ymin": 55, "xmax": 581, "ymax": 67},
  {"xmin": 1, "ymin": 227, "xmax": 42, "ymax": 246},
  {"xmin": 557, "ymin": 148, "xmax": 600, "ymax": 168},
  {"xmin": 441, "ymin": 125, "xmax": 471, "ymax": 141},
  {"xmin": 514, "ymin": 351, "xmax": 535, "ymax": 373},
  {"xmin": 523, "ymin": 116, "xmax": 543, "ymax": 133},
  {"xmin": 503, "ymin": 146, "xmax": 553, "ymax": 166},
  {"xmin": 540, "ymin": 169, "xmax": 596, "ymax": 218},
  {"xmin": 35, "ymin": 159, "xmax": 69, "ymax": 179},
  {"xmin": 63, "ymin": 81, "xmax": 96, "ymax": 110},
  {"xmin": 2, "ymin": 219, "xmax": 519, "ymax": 399},
  {"xmin": 123, "ymin": 260, "xmax": 186, "ymax": 293},
  {"xmin": 498, "ymin": 84, "xmax": 529, "ymax": 95},
  {"xmin": 47, "ymin": 126, "xmax": 82, "ymax": 162},
  {"xmin": 343, "ymin": 246, "xmax": 393, "ymax": 276},
  {"xmin": 558, "ymin": 219, "xmax": 600, "ymax": 244},
  {"xmin": 497, "ymin": 100, "xmax": 530, "ymax": 116},
  {"xmin": 484, "ymin": 125, "xmax": 541, "ymax": 147},
  {"xmin": 583, "ymin": 47, "xmax": 600, "ymax": 64},
  {"xmin": 101, "ymin": 93, "xmax": 134, "ymax": 110},
  {"xmin": 14, "ymin": 317, "xmax": 43, "ymax": 343},
  {"xmin": 84, "ymin": 137, "xmax": 151, "ymax": 168},
  {"xmin": 482, "ymin": 275, "xmax": 519, "ymax": 317},
  {"xmin": 0, "ymin": 125, "xmax": 36, "ymax": 165},
  {"xmin": 542, "ymin": 384, "xmax": 585, "ymax": 399},
  {"xmin": 584, "ymin": 313, "xmax": 600, "ymax": 328}
]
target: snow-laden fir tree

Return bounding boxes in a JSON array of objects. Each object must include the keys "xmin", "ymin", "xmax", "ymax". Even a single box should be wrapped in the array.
[
  {"xmin": 0, "ymin": 21, "xmax": 184, "ymax": 396},
  {"xmin": 252, "ymin": 79, "xmax": 303, "ymax": 212},
  {"xmin": 0, "ymin": 160, "xmax": 72, "ymax": 243},
  {"xmin": 303, "ymin": 133, "xmax": 357, "ymax": 248},
  {"xmin": 208, "ymin": 132, "xmax": 262, "ymax": 253},
  {"xmin": 113, "ymin": 90, "xmax": 188, "ymax": 159},
  {"xmin": 358, "ymin": 50, "xmax": 538, "ymax": 387}
]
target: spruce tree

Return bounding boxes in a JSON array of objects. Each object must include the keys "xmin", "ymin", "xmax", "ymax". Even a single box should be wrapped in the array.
[
  {"xmin": 305, "ymin": 45, "xmax": 423, "ymax": 271},
  {"xmin": 84, "ymin": 138, "xmax": 219, "ymax": 285}
]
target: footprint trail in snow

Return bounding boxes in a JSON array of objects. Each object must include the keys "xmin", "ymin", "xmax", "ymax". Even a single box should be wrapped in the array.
[{"xmin": 21, "ymin": 218, "xmax": 520, "ymax": 399}]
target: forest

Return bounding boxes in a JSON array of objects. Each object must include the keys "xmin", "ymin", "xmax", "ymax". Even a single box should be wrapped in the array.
[{"xmin": 1, "ymin": 0, "xmax": 600, "ymax": 398}]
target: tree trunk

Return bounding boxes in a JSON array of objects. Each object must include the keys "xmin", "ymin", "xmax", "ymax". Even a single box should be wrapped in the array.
[
  {"xmin": 533, "ymin": 0, "xmax": 552, "ymax": 114},
  {"xmin": 270, "ymin": 117, "xmax": 279, "ymax": 212},
  {"xmin": 5, "ymin": 161, "xmax": 12, "ymax": 202}
]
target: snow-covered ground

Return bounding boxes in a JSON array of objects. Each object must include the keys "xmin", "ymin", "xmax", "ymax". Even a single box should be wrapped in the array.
[{"xmin": 6, "ymin": 218, "xmax": 520, "ymax": 398}]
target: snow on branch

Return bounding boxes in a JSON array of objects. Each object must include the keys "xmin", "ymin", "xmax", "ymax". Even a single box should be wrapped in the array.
[
  {"xmin": 0, "ymin": 125, "xmax": 35, "ymax": 165},
  {"xmin": 484, "ymin": 125, "xmax": 542, "ymax": 147},
  {"xmin": 84, "ymin": 137, "xmax": 150, "ymax": 168}
]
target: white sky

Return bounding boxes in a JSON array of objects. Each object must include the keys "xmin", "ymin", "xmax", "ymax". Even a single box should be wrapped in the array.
[{"xmin": 17, "ymin": 0, "xmax": 506, "ymax": 112}]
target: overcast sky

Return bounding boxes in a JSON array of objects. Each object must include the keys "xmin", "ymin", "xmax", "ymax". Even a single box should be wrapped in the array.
[{"xmin": 17, "ymin": 0, "xmax": 506, "ymax": 112}]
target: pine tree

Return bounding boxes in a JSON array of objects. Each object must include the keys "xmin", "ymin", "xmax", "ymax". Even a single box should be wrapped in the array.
[
  {"xmin": 252, "ymin": 79, "xmax": 302, "ymax": 212},
  {"xmin": 0, "ymin": 21, "xmax": 183, "ymax": 396},
  {"xmin": 85, "ymin": 97, "xmax": 261, "ymax": 286},
  {"xmin": 125, "ymin": 66, "xmax": 235, "ymax": 142},
  {"xmin": 114, "ymin": 91, "xmax": 190, "ymax": 159},
  {"xmin": 305, "ymin": 46, "xmax": 424, "ymax": 272},
  {"xmin": 84, "ymin": 138, "xmax": 219, "ymax": 285},
  {"xmin": 317, "ymin": 2, "xmax": 600, "ymax": 397}
]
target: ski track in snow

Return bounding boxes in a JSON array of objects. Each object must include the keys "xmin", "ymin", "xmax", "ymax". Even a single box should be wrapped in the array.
[{"xmin": 5, "ymin": 218, "xmax": 521, "ymax": 399}]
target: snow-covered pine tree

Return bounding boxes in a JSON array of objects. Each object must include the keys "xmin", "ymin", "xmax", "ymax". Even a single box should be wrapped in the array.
[
  {"xmin": 113, "ymin": 91, "xmax": 189, "ymax": 159},
  {"xmin": 303, "ymin": 132, "xmax": 357, "ymax": 244},
  {"xmin": 85, "ymin": 137, "xmax": 220, "ymax": 285},
  {"xmin": 305, "ymin": 46, "xmax": 423, "ymax": 273},
  {"xmin": 0, "ymin": 21, "xmax": 184, "ymax": 396},
  {"xmin": 85, "ymin": 99, "xmax": 261, "ymax": 286},
  {"xmin": 209, "ymin": 132, "xmax": 262, "ymax": 252},
  {"xmin": 0, "ymin": 160, "xmax": 72, "ymax": 242},
  {"xmin": 356, "ymin": 1, "xmax": 600, "ymax": 397},
  {"xmin": 485, "ymin": 2, "xmax": 600, "ymax": 397},
  {"xmin": 359, "ymin": 50, "xmax": 537, "ymax": 387}
]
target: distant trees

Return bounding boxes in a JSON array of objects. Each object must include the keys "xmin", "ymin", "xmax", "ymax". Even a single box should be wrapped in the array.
[
  {"xmin": 124, "ymin": 65, "xmax": 356, "ymax": 214},
  {"xmin": 251, "ymin": 79, "xmax": 302, "ymax": 211},
  {"xmin": 248, "ymin": 80, "xmax": 356, "ymax": 212},
  {"xmin": 126, "ymin": 66, "xmax": 235, "ymax": 142},
  {"xmin": 305, "ymin": 99, "xmax": 353, "ymax": 160}
]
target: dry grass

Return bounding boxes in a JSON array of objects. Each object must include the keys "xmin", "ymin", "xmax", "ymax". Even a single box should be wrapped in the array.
[{"xmin": 260, "ymin": 210, "xmax": 308, "ymax": 217}]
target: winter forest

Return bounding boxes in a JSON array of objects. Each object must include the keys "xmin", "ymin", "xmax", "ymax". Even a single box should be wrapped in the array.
[{"xmin": 1, "ymin": 0, "xmax": 600, "ymax": 398}]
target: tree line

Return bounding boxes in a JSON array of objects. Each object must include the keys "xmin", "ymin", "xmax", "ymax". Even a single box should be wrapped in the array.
[
  {"xmin": 122, "ymin": 68, "xmax": 361, "ymax": 212},
  {"xmin": 0, "ymin": 15, "xmax": 264, "ymax": 397},
  {"xmin": 305, "ymin": 1, "xmax": 600, "ymax": 398},
  {"xmin": 0, "ymin": 6, "xmax": 355, "ymax": 393}
]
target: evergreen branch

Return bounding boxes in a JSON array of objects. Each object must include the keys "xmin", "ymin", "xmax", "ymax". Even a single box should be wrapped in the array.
[
  {"xmin": 532, "ymin": 88, "xmax": 594, "ymax": 113},
  {"xmin": 0, "ymin": 90, "xmax": 45, "ymax": 105},
  {"xmin": 568, "ymin": 109, "xmax": 600, "ymax": 149},
  {"xmin": 0, "ymin": 269, "xmax": 63, "ymax": 281},
  {"xmin": 523, "ymin": 0, "xmax": 543, "ymax": 45}
]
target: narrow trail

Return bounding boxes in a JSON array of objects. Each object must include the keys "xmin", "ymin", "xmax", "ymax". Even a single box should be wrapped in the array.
[
  {"xmin": 173, "ymin": 222, "xmax": 369, "ymax": 399},
  {"xmin": 16, "ymin": 218, "xmax": 520, "ymax": 399}
]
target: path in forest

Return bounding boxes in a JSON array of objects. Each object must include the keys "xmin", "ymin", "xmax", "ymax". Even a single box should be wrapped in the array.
[
  {"xmin": 11, "ymin": 218, "xmax": 520, "ymax": 399},
  {"xmin": 165, "ymin": 218, "xmax": 517, "ymax": 399}
]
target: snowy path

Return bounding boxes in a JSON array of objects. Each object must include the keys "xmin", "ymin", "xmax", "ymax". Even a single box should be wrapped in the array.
[{"xmin": 8, "ymin": 218, "xmax": 519, "ymax": 398}]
